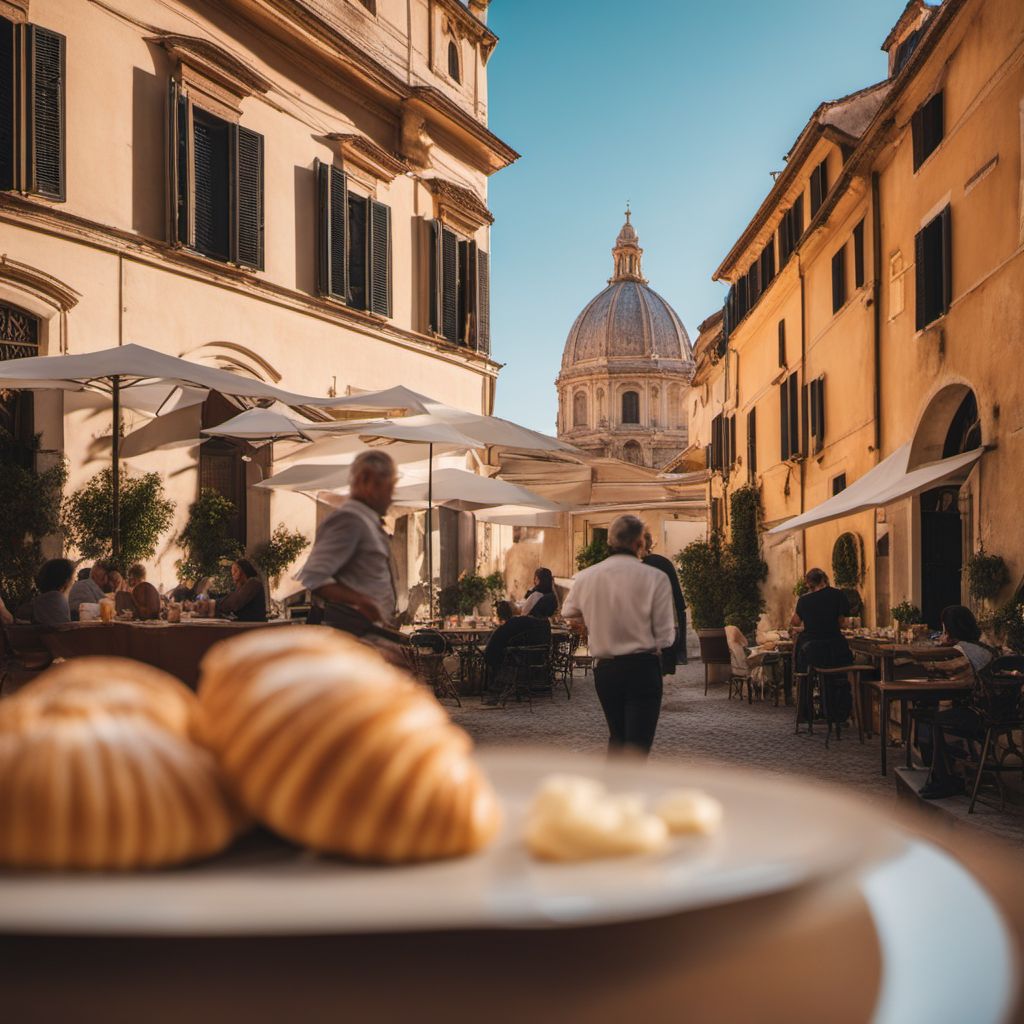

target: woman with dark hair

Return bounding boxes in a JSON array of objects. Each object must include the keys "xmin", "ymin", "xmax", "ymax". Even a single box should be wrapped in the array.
[
  {"xmin": 216, "ymin": 559, "xmax": 267, "ymax": 622},
  {"xmin": 919, "ymin": 605, "xmax": 997, "ymax": 799},
  {"xmin": 32, "ymin": 558, "xmax": 75, "ymax": 627},
  {"xmin": 519, "ymin": 567, "xmax": 558, "ymax": 619}
]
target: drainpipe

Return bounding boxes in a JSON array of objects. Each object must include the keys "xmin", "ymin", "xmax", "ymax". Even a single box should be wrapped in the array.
[
  {"xmin": 797, "ymin": 253, "xmax": 807, "ymax": 575},
  {"xmin": 871, "ymin": 171, "xmax": 883, "ymax": 457}
]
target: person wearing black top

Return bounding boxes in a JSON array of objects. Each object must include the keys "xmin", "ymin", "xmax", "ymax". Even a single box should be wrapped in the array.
[
  {"xmin": 642, "ymin": 530, "xmax": 687, "ymax": 674},
  {"xmin": 520, "ymin": 567, "xmax": 558, "ymax": 619},
  {"xmin": 483, "ymin": 600, "xmax": 551, "ymax": 705},
  {"xmin": 791, "ymin": 568, "xmax": 852, "ymax": 723},
  {"xmin": 217, "ymin": 559, "xmax": 267, "ymax": 622}
]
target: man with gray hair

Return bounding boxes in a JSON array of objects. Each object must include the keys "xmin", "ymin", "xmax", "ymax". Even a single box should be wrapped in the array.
[
  {"xmin": 562, "ymin": 514, "xmax": 674, "ymax": 755},
  {"xmin": 297, "ymin": 449, "xmax": 399, "ymax": 631}
]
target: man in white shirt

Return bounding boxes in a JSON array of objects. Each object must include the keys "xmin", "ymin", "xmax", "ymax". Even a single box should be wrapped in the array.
[
  {"xmin": 562, "ymin": 514, "xmax": 675, "ymax": 755},
  {"xmin": 68, "ymin": 562, "xmax": 108, "ymax": 620}
]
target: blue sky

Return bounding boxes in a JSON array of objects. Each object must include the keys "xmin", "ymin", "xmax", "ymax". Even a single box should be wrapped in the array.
[{"xmin": 486, "ymin": 0, "xmax": 906, "ymax": 433}]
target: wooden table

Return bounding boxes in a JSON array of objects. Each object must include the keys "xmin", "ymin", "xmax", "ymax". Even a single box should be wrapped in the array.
[
  {"xmin": 42, "ymin": 620, "xmax": 292, "ymax": 689},
  {"xmin": 863, "ymin": 677, "xmax": 972, "ymax": 775},
  {"xmin": 850, "ymin": 639, "xmax": 960, "ymax": 682}
]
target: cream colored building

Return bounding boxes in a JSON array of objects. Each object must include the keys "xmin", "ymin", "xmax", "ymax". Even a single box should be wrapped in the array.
[
  {"xmin": 556, "ymin": 210, "xmax": 695, "ymax": 469},
  {"xmin": 0, "ymin": 0, "xmax": 515, "ymax": 591},
  {"xmin": 689, "ymin": 0, "xmax": 1024, "ymax": 631}
]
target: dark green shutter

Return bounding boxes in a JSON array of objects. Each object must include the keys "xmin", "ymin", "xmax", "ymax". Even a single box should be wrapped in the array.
[
  {"xmin": 476, "ymin": 249, "xmax": 490, "ymax": 355},
  {"xmin": 168, "ymin": 80, "xmax": 190, "ymax": 246},
  {"xmin": 799, "ymin": 379, "xmax": 808, "ymax": 457},
  {"xmin": 831, "ymin": 245, "xmax": 846, "ymax": 313},
  {"xmin": 429, "ymin": 219, "xmax": 441, "ymax": 333},
  {"xmin": 368, "ymin": 198, "xmax": 391, "ymax": 317},
  {"xmin": 777, "ymin": 319, "xmax": 786, "ymax": 367},
  {"xmin": 914, "ymin": 225, "xmax": 926, "ymax": 330},
  {"xmin": 747, "ymin": 407, "xmax": 757, "ymax": 479},
  {"xmin": 779, "ymin": 382, "xmax": 789, "ymax": 460},
  {"xmin": 193, "ymin": 111, "xmax": 230, "ymax": 261},
  {"xmin": 234, "ymin": 125, "xmax": 263, "ymax": 270},
  {"xmin": 940, "ymin": 204, "xmax": 952, "ymax": 316},
  {"xmin": 792, "ymin": 194, "xmax": 804, "ymax": 239},
  {"xmin": 0, "ymin": 18, "xmax": 14, "ymax": 191},
  {"xmin": 26, "ymin": 24, "xmax": 64, "ymax": 200},
  {"xmin": 853, "ymin": 220, "xmax": 865, "ymax": 288},
  {"xmin": 457, "ymin": 238, "xmax": 471, "ymax": 343},
  {"xmin": 441, "ymin": 226, "xmax": 458, "ymax": 344},
  {"xmin": 911, "ymin": 107, "xmax": 924, "ymax": 170},
  {"xmin": 314, "ymin": 159, "xmax": 330, "ymax": 295}
]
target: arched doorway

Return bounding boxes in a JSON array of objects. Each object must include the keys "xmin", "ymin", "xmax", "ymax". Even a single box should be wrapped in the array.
[
  {"xmin": 622, "ymin": 440, "xmax": 643, "ymax": 465},
  {"xmin": 915, "ymin": 387, "xmax": 981, "ymax": 627}
]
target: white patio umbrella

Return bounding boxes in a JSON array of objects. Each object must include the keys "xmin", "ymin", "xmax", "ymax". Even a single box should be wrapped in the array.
[
  {"xmin": 200, "ymin": 407, "xmax": 317, "ymax": 442},
  {"xmin": 0, "ymin": 343, "xmax": 341, "ymax": 558}
]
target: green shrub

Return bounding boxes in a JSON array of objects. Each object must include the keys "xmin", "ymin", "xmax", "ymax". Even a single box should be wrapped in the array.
[
  {"xmin": 890, "ymin": 601, "xmax": 921, "ymax": 626},
  {"xmin": 457, "ymin": 573, "xmax": 488, "ymax": 615},
  {"xmin": 992, "ymin": 600, "xmax": 1024, "ymax": 652},
  {"xmin": 483, "ymin": 570, "xmax": 505, "ymax": 607},
  {"xmin": 176, "ymin": 489, "xmax": 242, "ymax": 590},
  {"xmin": 251, "ymin": 524, "xmax": 309, "ymax": 587},
  {"xmin": 0, "ymin": 433, "xmax": 66, "ymax": 608},
  {"xmin": 576, "ymin": 535, "xmax": 610, "ymax": 571},
  {"xmin": 965, "ymin": 550, "xmax": 1010, "ymax": 603},
  {"xmin": 676, "ymin": 532, "xmax": 728, "ymax": 631},
  {"xmin": 439, "ymin": 584, "xmax": 461, "ymax": 617},
  {"xmin": 832, "ymin": 532, "xmax": 863, "ymax": 590},
  {"xmin": 723, "ymin": 486, "xmax": 768, "ymax": 637},
  {"xmin": 62, "ymin": 467, "xmax": 174, "ymax": 571}
]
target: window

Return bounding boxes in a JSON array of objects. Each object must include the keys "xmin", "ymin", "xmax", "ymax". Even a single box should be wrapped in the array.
[
  {"xmin": 915, "ymin": 205, "xmax": 952, "ymax": 329},
  {"xmin": 727, "ymin": 415, "xmax": 737, "ymax": 471},
  {"xmin": 0, "ymin": 302, "xmax": 40, "ymax": 463},
  {"xmin": 808, "ymin": 375, "xmax": 825, "ymax": 453},
  {"xmin": 357, "ymin": 0, "xmax": 376, "ymax": 12},
  {"xmin": 893, "ymin": 28, "xmax": 922, "ymax": 75},
  {"xmin": 831, "ymin": 245, "xmax": 846, "ymax": 314},
  {"xmin": 315, "ymin": 162, "xmax": 392, "ymax": 316},
  {"xmin": 777, "ymin": 319, "xmax": 786, "ymax": 367},
  {"xmin": 746, "ymin": 261, "xmax": 761, "ymax": 310},
  {"xmin": 832, "ymin": 473, "xmax": 847, "ymax": 495},
  {"xmin": 429, "ymin": 221, "xmax": 489, "ymax": 351},
  {"xmin": 200, "ymin": 436, "xmax": 247, "ymax": 547},
  {"xmin": 759, "ymin": 240, "xmax": 776, "ymax": 291},
  {"xmin": 621, "ymin": 390, "xmax": 640, "ymax": 424},
  {"xmin": 710, "ymin": 413, "xmax": 724, "ymax": 472},
  {"xmin": 778, "ymin": 196, "xmax": 804, "ymax": 266},
  {"xmin": 853, "ymin": 219, "xmax": 866, "ymax": 289},
  {"xmin": 573, "ymin": 391, "xmax": 587, "ymax": 427},
  {"xmin": 623, "ymin": 441, "xmax": 643, "ymax": 465},
  {"xmin": 809, "ymin": 158, "xmax": 828, "ymax": 217},
  {"xmin": 0, "ymin": 17, "xmax": 65, "ymax": 199},
  {"xmin": 448, "ymin": 41, "xmax": 461, "ymax": 83},
  {"xmin": 779, "ymin": 372, "xmax": 800, "ymax": 461},
  {"xmin": 746, "ymin": 407, "xmax": 757, "ymax": 480},
  {"xmin": 911, "ymin": 92, "xmax": 944, "ymax": 171},
  {"xmin": 169, "ymin": 82, "xmax": 264, "ymax": 269}
]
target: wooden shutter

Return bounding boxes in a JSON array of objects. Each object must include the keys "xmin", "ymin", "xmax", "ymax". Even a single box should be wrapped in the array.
[
  {"xmin": 926, "ymin": 92, "xmax": 944, "ymax": 158},
  {"xmin": 777, "ymin": 319, "xmax": 786, "ymax": 367},
  {"xmin": 831, "ymin": 245, "xmax": 846, "ymax": 314},
  {"xmin": 193, "ymin": 110, "xmax": 230, "ymax": 261},
  {"xmin": 747, "ymin": 408, "xmax": 757, "ymax": 479},
  {"xmin": 0, "ymin": 18, "xmax": 14, "ymax": 192},
  {"xmin": 368, "ymin": 198, "xmax": 392, "ymax": 317},
  {"xmin": 234, "ymin": 126, "xmax": 263, "ymax": 270},
  {"xmin": 441, "ymin": 225, "xmax": 458, "ymax": 343},
  {"xmin": 347, "ymin": 192, "xmax": 368, "ymax": 310},
  {"xmin": 26, "ymin": 24, "xmax": 64, "ymax": 200},
  {"xmin": 168, "ymin": 80, "xmax": 191, "ymax": 247},
  {"xmin": 914, "ymin": 225, "xmax": 926, "ymax": 330},
  {"xmin": 940, "ymin": 204, "xmax": 952, "ymax": 316},
  {"xmin": 853, "ymin": 220, "xmax": 865, "ymax": 288},
  {"xmin": 779, "ymin": 382, "xmax": 790, "ymax": 460},
  {"xmin": 799, "ymin": 379, "xmax": 808, "ymax": 457},
  {"xmin": 457, "ymin": 238, "xmax": 471, "ymax": 343},
  {"xmin": 729, "ymin": 416, "xmax": 737, "ymax": 469},
  {"xmin": 429, "ymin": 219, "xmax": 441, "ymax": 333},
  {"xmin": 314, "ymin": 159, "xmax": 330, "ymax": 296},
  {"xmin": 792, "ymin": 195, "xmax": 804, "ymax": 239},
  {"xmin": 475, "ymin": 249, "xmax": 490, "ymax": 355},
  {"xmin": 817, "ymin": 376, "xmax": 826, "ymax": 452},
  {"xmin": 911, "ymin": 107, "xmax": 924, "ymax": 171}
]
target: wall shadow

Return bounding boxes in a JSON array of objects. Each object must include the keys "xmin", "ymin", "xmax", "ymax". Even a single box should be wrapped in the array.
[
  {"xmin": 294, "ymin": 163, "xmax": 316, "ymax": 294},
  {"xmin": 132, "ymin": 63, "xmax": 168, "ymax": 238}
]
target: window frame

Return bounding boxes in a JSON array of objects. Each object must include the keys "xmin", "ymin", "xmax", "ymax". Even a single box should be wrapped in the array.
[
  {"xmin": 915, "ymin": 205, "xmax": 952, "ymax": 330},
  {"xmin": 621, "ymin": 390, "xmax": 640, "ymax": 426}
]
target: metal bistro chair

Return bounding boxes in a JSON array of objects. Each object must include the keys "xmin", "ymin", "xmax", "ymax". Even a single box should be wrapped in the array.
[
  {"xmin": 551, "ymin": 631, "xmax": 579, "ymax": 700},
  {"xmin": 0, "ymin": 623, "xmax": 55, "ymax": 696},
  {"xmin": 499, "ymin": 642, "xmax": 553, "ymax": 711},
  {"xmin": 408, "ymin": 629, "xmax": 461, "ymax": 707},
  {"xmin": 966, "ymin": 656, "xmax": 1024, "ymax": 814}
]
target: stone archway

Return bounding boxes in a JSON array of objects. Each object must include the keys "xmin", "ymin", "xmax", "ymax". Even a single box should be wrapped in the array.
[{"xmin": 908, "ymin": 382, "xmax": 980, "ymax": 468}]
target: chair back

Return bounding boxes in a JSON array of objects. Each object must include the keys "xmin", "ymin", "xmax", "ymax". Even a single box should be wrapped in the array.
[
  {"xmin": 2, "ymin": 624, "xmax": 54, "ymax": 672},
  {"xmin": 977, "ymin": 655, "xmax": 1024, "ymax": 724},
  {"xmin": 410, "ymin": 629, "xmax": 449, "ymax": 654},
  {"xmin": 697, "ymin": 631, "xmax": 731, "ymax": 665}
]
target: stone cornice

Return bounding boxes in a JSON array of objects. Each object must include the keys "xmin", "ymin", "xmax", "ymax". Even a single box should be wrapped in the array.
[
  {"xmin": 436, "ymin": 0, "xmax": 498, "ymax": 60},
  {"xmin": 149, "ymin": 33, "xmax": 273, "ymax": 98},
  {"xmin": 325, "ymin": 133, "xmax": 409, "ymax": 182},
  {"xmin": 556, "ymin": 361, "xmax": 694, "ymax": 385},
  {"xmin": 406, "ymin": 88, "xmax": 518, "ymax": 173},
  {"xmin": 0, "ymin": 254, "xmax": 81, "ymax": 311},
  {"xmin": 0, "ymin": 193, "xmax": 499, "ymax": 377},
  {"xmin": 426, "ymin": 177, "xmax": 494, "ymax": 229}
]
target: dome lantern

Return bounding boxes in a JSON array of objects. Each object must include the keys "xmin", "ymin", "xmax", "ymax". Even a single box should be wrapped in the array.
[{"xmin": 610, "ymin": 204, "xmax": 647, "ymax": 284}]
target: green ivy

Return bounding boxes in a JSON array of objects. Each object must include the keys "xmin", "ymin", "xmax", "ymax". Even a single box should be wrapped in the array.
[
  {"xmin": 675, "ymin": 531, "xmax": 728, "ymax": 631},
  {"xmin": 483, "ymin": 570, "xmax": 505, "ymax": 607},
  {"xmin": 832, "ymin": 532, "xmax": 863, "ymax": 590},
  {"xmin": 992, "ymin": 600, "xmax": 1024, "ymax": 653},
  {"xmin": 251, "ymin": 524, "xmax": 309, "ymax": 587},
  {"xmin": 965, "ymin": 550, "xmax": 1010, "ymax": 603},
  {"xmin": 62, "ymin": 467, "xmax": 174, "ymax": 572},
  {"xmin": 0, "ymin": 433, "xmax": 66, "ymax": 608},
  {"xmin": 575, "ymin": 535, "xmax": 610, "ymax": 571}
]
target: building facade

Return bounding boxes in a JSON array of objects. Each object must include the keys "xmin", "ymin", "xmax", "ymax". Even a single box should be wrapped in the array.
[
  {"xmin": 692, "ymin": 0, "xmax": 1024, "ymax": 631},
  {"xmin": 556, "ymin": 211, "xmax": 695, "ymax": 469},
  {"xmin": 0, "ymin": 0, "xmax": 515, "ymax": 590}
]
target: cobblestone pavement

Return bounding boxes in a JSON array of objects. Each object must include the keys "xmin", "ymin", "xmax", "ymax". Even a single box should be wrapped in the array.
[{"xmin": 451, "ymin": 659, "xmax": 1024, "ymax": 847}]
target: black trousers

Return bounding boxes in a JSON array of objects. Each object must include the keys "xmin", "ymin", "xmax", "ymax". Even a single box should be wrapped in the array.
[{"xmin": 594, "ymin": 653, "xmax": 663, "ymax": 755}]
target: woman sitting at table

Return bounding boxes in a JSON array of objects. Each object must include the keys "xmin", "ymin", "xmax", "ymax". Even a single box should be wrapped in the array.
[
  {"xmin": 519, "ymin": 568, "xmax": 558, "ymax": 619},
  {"xmin": 482, "ymin": 600, "xmax": 551, "ymax": 706},
  {"xmin": 215, "ymin": 559, "xmax": 266, "ymax": 622},
  {"xmin": 31, "ymin": 558, "xmax": 75, "ymax": 627},
  {"xmin": 120, "ymin": 563, "xmax": 161, "ymax": 621},
  {"xmin": 919, "ymin": 605, "xmax": 997, "ymax": 800}
]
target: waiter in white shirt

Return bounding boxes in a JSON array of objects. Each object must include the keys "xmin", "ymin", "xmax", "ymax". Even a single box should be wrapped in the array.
[{"xmin": 562, "ymin": 514, "xmax": 675, "ymax": 755}]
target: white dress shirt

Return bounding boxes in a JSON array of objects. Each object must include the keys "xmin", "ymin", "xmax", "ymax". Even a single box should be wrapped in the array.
[{"xmin": 562, "ymin": 553, "xmax": 675, "ymax": 659}]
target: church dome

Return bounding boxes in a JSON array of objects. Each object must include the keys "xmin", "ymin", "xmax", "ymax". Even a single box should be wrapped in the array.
[{"xmin": 560, "ymin": 210, "xmax": 694, "ymax": 374}]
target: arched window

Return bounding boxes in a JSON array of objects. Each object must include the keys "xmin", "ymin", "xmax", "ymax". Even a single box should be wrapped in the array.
[
  {"xmin": 621, "ymin": 390, "xmax": 640, "ymax": 424},
  {"xmin": 573, "ymin": 391, "xmax": 587, "ymax": 428},
  {"xmin": 448, "ymin": 41, "xmax": 461, "ymax": 83},
  {"xmin": 0, "ymin": 301, "xmax": 40, "ymax": 460},
  {"xmin": 623, "ymin": 441, "xmax": 643, "ymax": 465}
]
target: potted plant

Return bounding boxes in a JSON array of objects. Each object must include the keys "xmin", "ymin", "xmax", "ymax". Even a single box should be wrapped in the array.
[
  {"xmin": 965, "ymin": 549, "xmax": 1010, "ymax": 613},
  {"xmin": 457, "ymin": 573, "xmax": 488, "ymax": 618},
  {"xmin": 251, "ymin": 524, "xmax": 310, "ymax": 613},
  {"xmin": 575, "ymin": 535, "xmax": 610, "ymax": 571},
  {"xmin": 890, "ymin": 601, "xmax": 921, "ymax": 640},
  {"xmin": 483, "ymin": 570, "xmax": 506, "ymax": 612},
  {"xmin": 831, "ymin": 532, "xmax": 864, "ymax": 622},
  {"xmin": 992, "ymin": 597, "xmax": 1024, "ymax": 653},
  {"xmin": 676, "ymin": 531, "xmax": 730, "ymax": 681},
  {"xmin": 176, "ymin": 489, "xmax": 242, "ymax": 594}
]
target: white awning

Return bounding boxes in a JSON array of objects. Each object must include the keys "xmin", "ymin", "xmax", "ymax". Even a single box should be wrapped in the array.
[{"xmin": 768, "ymin": 444, "xmax": 984, "ymax": 535}]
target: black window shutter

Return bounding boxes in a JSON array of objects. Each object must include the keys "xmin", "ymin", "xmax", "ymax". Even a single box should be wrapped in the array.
[
  {"xmin": 779, "ymin": 382, "xmax": 790, "ymax": 460},
  {"xmin": 914, "ymin": 225, "xmax": 926, "ymax": 330},
  {"xmin": 457, "ymin": 238, "xmax": 471, "ymax": 343},
  {"xmin": 368, "ymin": 198, "xmax": 392, "ymax": 318},
  {"xmin": 476, "ymin": 249, "xmax": 491, "ymax": 355},
  {"xmin": 853, "ymin": 220, "xmax": 865, "ymax": 288},
  {"xmin": 729, "ymin": 416, "xmax": 737, "ymax": 469},
  {"xmin": 926, "ymin": 92, "xmax": 944, "ymax": 157},
  {"xmin": 234, "ymin": 126, "xmax": 263, "ymax": 270},
  {"xmin": 346, "ymin": 193, "xmax": 368, "ymax": 309},
  {"xmin": 441, "ymin": 226, "xmax": 458, "ymax": 343},
  {"xmin": 329, "ymin": 167, "xmax": 347, "ymax": 299},
  {"xmin": 429, "ymin": 219, "xmax": 441, "ymax": 333},
  {"xmin": 777, "ymin": 319, "xmax": 786, "ymax": 367},
  {"xmin": 815, "ymin": 376, "xmax": 826, "ymax": 452},
  {"xmin": 911, "ymin": 107, "xmax": 924, "ymax": 171},
  {"xmin": 779, "ymin": 214, "xmax": 791, "ymax": 265},
  {"xmin": 798, "ymin": 378, "xmax": 808, "ymax": 457},
  {"xmin": 26, "ymin": 24, "xmax": 65, "ymax": 200},
  {"xmin": 940, "ymin": 204, "xmax": 952, "ymax": 316},
  {"xmin": 193, "ymin": 111, "xmax": 230, "ymax": 261},
  {"xmin": 168, "ymin": 80, "xmax": 190, "ymax": 247},
  {"xmin": 747, "ymin": 408, "xmax": 757, "ymax": 479},
  {"xmin": 831, "ymin": 245, "xmax": 846, "ymax": 314},
  {"xmin": 792, "ymin": 194, "xmax": 804, "ymax": 239},
  {"xmin": 0, "ymin": 18, "xmax": 14, "ymax": 191},
  {"xmin": 314, "ymin": 159, "xmax": 329, "ymax": 295}
]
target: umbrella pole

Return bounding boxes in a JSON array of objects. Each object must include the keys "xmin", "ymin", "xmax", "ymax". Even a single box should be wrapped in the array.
[
  {"xmin": 111, "ymin": 375, "xmax": 121, "ymax": 564},
  {"xmin": 427, "ymin": 442, "xmax": 434, "ymax": 621}
]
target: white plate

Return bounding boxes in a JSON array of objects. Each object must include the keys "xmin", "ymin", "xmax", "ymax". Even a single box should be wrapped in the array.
[{"xmin": 0, "ymin": 748, "xmax": 905, "ymax": 935}]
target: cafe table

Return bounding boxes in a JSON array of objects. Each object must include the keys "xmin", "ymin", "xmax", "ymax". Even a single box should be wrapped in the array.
[
  {"xmin": 849, "ymin": 638, "xmax": 961, "ymax": 682},
  {"xmin": 42, "ymin": 619, "xmax": 292, "ymax": 689}
]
